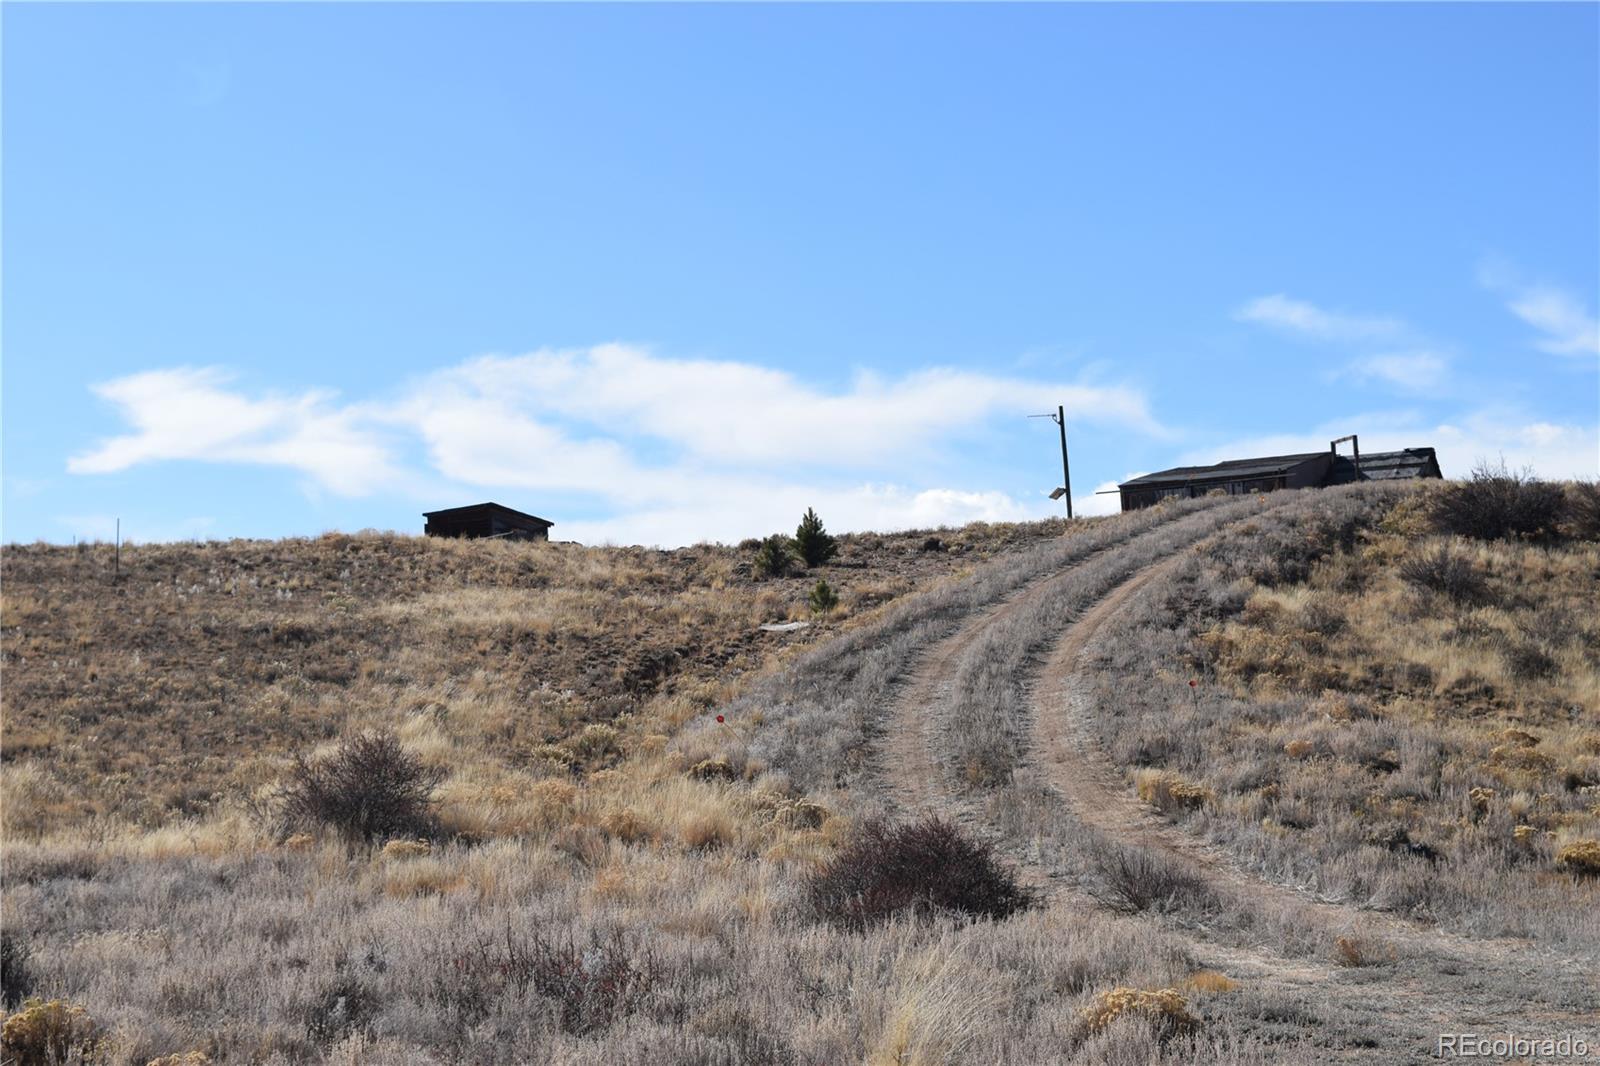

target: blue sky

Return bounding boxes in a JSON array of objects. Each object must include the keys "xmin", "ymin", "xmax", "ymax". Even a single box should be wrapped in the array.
[{"xmin": 4, "ymin": 3, "xmax": 1597, "ymax": 546}]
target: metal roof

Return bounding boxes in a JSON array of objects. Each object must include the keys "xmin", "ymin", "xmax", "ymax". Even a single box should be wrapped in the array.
[
  {"xmin": 422, "ymin": 502, "xmax": 554, "ymax": 526},
  {"xmin": 1118, "ymin": 452, "xmax": 1329, "ymax": 488},
  {"xmin": 1328, "ymin": 448, "xmax": 1441, "ymax": 483}
]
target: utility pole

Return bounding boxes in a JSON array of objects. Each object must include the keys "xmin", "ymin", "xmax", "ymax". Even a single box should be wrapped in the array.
[
  {"xmin": 1029, "ymin": 405, "xmax": 1074, "ymax": 520},
  {"xmin": 1055, "ymin": 405, "xmax": 1073, "ymax": 520}
]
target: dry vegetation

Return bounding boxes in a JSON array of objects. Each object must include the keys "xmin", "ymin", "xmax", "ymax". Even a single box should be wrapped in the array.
[
  {"xmin": 3, "ymin": 513, "xmax": 1311, "ymax": 1064},
  {"xmin": 3, "ymin": 481, "xmax": 1595, "ymax": 1063},
  {"xmin": 1, "ymin": 523, "xmax": 1049, "ymax": 838},
  {"xmin": 1082, "ymin": 480, "xmax": 1600, "ymax": 945}
]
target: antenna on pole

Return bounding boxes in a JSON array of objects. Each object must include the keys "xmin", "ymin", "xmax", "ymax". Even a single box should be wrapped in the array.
[{"xmin": 1028, "ymin": 405, "xmax": 1074, "ymax": 520}]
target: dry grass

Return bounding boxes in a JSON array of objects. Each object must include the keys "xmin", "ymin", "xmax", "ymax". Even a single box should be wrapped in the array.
[
  {"xmin": 1080, "ymin": 481, "xmax": 1600, "ymax": 946},
  {"xmin": 7, "ymin": 493, "xmax": 1564, "ymax": 1061},
  {"xmin": 0, "ymin": 524, "xmax": 1052, "ymax": 840},
  {"xmin": 6, "ymin": 515, "xmax": 1337, "ymax": 1063}
]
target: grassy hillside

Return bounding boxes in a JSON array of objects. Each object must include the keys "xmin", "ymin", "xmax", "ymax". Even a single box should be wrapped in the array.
[
  {"xmin": 1, "ymin": 522, "xmax": 1053, "ymax": 838},
  {"xmin": 2, "ymin": 484, "xmax": 1596, "ymax": 1065}
]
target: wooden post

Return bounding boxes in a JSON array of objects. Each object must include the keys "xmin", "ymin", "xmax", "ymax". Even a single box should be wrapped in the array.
[{"xmin": 1056, "ymin": 405, "xmax": 1073, "ymax": 520}]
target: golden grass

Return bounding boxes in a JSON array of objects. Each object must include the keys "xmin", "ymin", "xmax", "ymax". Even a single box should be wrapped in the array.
[
  {"xmin": 866, "ymin": 944, "xmax": 1003, "ymax": 1066},
  {"xmin": 1, "ymin": 526, "xmax": 1041, "ymax": 845},
  {"xmin": 1183, "ymin": 970, "xmax": 1240, "ymax": 994},
  {"xmin": 1077, "ymin": 986, "xmax": 1198, "ymax": 1038},
  {"xmin": 1194, "ymin": 519, "xmax": 1600, "ymax": 885}
]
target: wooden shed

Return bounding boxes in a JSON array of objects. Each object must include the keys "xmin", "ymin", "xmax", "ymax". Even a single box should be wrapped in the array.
[
  {"xmin": 1116, "ymin": 440, "xmax": 1440, "ymax": 512},
  {"xmin": 423, "ymin": 502, "xmax": 554, "ymax": 541}
]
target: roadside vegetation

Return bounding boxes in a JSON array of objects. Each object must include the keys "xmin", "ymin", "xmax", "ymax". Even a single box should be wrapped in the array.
[
  {"xmin": 1080, "ymin": 476, "xmax": 1600, "ymax": 946},
  {"xmin": 4, "ymin": 508, "xmax": 1308, "ymax": 1064},
  {"xmin": 4, "ymin": 480, "xmax": 1594, "ymax": 1063}
]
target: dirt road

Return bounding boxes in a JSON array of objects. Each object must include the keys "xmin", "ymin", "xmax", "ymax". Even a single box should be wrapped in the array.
[{"xmin": 873, "ymin": 525, "xmax": 1600, "ymax": 1059}]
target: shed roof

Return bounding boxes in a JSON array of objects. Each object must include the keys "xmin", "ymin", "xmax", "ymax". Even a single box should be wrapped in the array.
[
  {"xmin": 1328, "ymin": 447, "xmax": 1441, "ymax": 483},
  {"xmin": 1118, "ymin": 452, "xmax": 1329, "ymax": 489},
  {"xmin": 422, "ymin": 502, "xmax": 554, "ymax": 527}
]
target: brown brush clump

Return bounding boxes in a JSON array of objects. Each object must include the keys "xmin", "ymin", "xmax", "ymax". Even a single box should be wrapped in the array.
[
  {"xmin": 1, "ymin": 998, "xmax": 103, "ymax": 1066},
  {"xmin": 276, "ymin": 730, "xmax": 444, "ymax": 844},
  {"xmin": 1332, "ymin": 934, "xmax": 1396, "ymax": 968},
  {"xmin": 806, "ymin": 816, "xmax": 1035, "ymax": 929},
  {"xmin": 1554, "ymin": 839, "xmax": 1600, "ymax": 877},
  {"xmin": 1135, "ymin": 770, "xmax": 1212, "ymax": 813},
  {"xmin": 1077, "ymin": 986, "xmax": 1198, "ymax": 1039},
  {"xmin": 379, "ymin": 839, "xmax": 431, "ymax": 860},
  {"xmin": 1184, "ymin": 970, "xmax": 1239, "ymax": 994}
]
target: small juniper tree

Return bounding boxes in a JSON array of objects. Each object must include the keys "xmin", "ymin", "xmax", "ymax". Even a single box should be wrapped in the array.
[
  {"xmin": 752, "ymin": 534, "xmax": 797, "ymax": 579},
  {"xmin": 794, "ymin": 508, "xmax": 838, "ymax": 568},
  {"xmin": 809, "ymin": 578, "xmax": 839, "ymax": 615}
]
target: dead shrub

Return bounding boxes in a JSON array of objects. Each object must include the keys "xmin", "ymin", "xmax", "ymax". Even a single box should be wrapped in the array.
[
  {"xmin": 1562, "ymin": 480, "xmax": 1600, "ymax": 540},
  {"xmin": 379, "ymin": 839, "xmax": 431, "ymax": 861},
  {"xmin": 570, "ymin": 724, "xmax": 621, "ymax": 765},
  {"xmin": 805, "ymin": 817, "xmax": 1035, "ymax": 929},
  {"xmin": 1183, "ymin": 971, "xmax": 1238, "ymax": 994},
  {"xmin": 443, "ymin": 929, "xmax": 659, "ymax": 1036},
  {"xmin": 1505, "ymin": 642, "xmax": 1558, "ymax": 681},
  {"xmin": 1135, "ymin": 770, "xmax": 1211, "ymax": 814},
  {"xmin": 1397, "ymin": 544, "xmax": 1486, "ymax": 603},
  {"xmin": 1077, "ymin": 986, "xmax": 1198, "ymax": 1041},
  {"xmin": 689, "ymin": 758, "xmax": 737, "ymax": 782},
  {"xmin": 1555, "ymin": 839, "xmax": 1600, "ymax": 878},
  {"xmin": 277, "ymin": 731, "xmax": 445, "ymax": 844},
  {"xmin": 0, "ymin": 931, "xmax": 34, "ymax": 1009},
  {"xmin": 599, "ymin": 807, "xmax": 652, "ymax": 844},
  {"xmin": 1332, "ymin": 934, "xmax": 1393, "ymax": 968},
  {"xmin": 771, "ymin": 798, "xmax": 828, "ymax": 829},
  {"xmin": 1, "ymin": 998, "xmax": 104, "ymax": 1066},
  {"xmin": 1087, "ymin": 840, "xmax": 1215, "ymax": 915},
  {"xmin": 1429, "ymin": 460, "xmax": 1565, "ymax": 542}
]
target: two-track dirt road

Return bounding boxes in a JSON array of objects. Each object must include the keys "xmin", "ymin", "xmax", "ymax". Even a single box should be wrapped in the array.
[{"xmin": 872, "ymin": 518, "xmax": 1600, "ymax": 1060}]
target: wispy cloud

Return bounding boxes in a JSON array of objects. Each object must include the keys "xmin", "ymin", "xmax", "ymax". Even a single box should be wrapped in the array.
[
  {"xmin": 1234, "ymin": 294, "xmax": 1406, "ymax": 343},
  {"xmin": 69, "ymin": 368, "xmax": 404, "ymax": 495},
  {"xmin": 1341, "ymin": 350, "xmax": 1449, "ymax": 392},
  {"xmin": 69, "ymin": 347, "xmax": 1172, "ymax": 544},
  {"xmin": 1479, "ymin": 259, "xmax": 1600, "ymax": 359},
  {"xmin": 1505, "ymin": 287, "xmax": 1599, "ymax": 357}
]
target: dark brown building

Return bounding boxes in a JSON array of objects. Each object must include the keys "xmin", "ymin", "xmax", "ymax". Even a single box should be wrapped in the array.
[
  {"xmin": 1117, "ymin": 441, "xmax": 1441, "ymax": 512},
  {"xmin": 423, "ymin": 502, "xmax": 554, "ymax": 541}
]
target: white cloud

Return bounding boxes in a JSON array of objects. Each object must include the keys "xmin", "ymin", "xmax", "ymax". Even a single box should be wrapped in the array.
[
  {"xmin": 1342, "ymin": 350, "xmax": 1449, "ymax": 391},
  {"xmin": 1478, "ymin": 260, "xmax": 1599, "ymax": 359},
  {"xmin": 429, "ymin": 344, "xmax": 1169, "ymax": 468},
  {"xmin": 1505, "ymin": 287, "xmax": 1599, "ymax": 357},
  {"xmin": 559, "ymin": 483, "xmax": 1054, "ymax": 547},
  {"xmin": 1234, "ymin": 295, "xmax": 1406, "ymax": 342},
  {"xmin": 70, "ymin": 368, "xmax": 402, "ymax": 495},
  {"xmin": 1072, "ymin": 479, "xmax": 1132, "ymax": 518},
  {"xmin": 69, "ymin": 347, "xmax": 1171, "ymax": 545}
]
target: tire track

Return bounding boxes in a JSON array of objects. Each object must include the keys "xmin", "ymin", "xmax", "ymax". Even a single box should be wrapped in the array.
[{"xmin": 871, "ymin": 512, "xmax": 1598, "ymax": 1056}]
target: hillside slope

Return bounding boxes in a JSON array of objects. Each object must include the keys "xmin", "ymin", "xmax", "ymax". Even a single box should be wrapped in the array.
[{"xmin": 2, "ymin": 485, "xmax": 1596, "ymax": 1065}]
